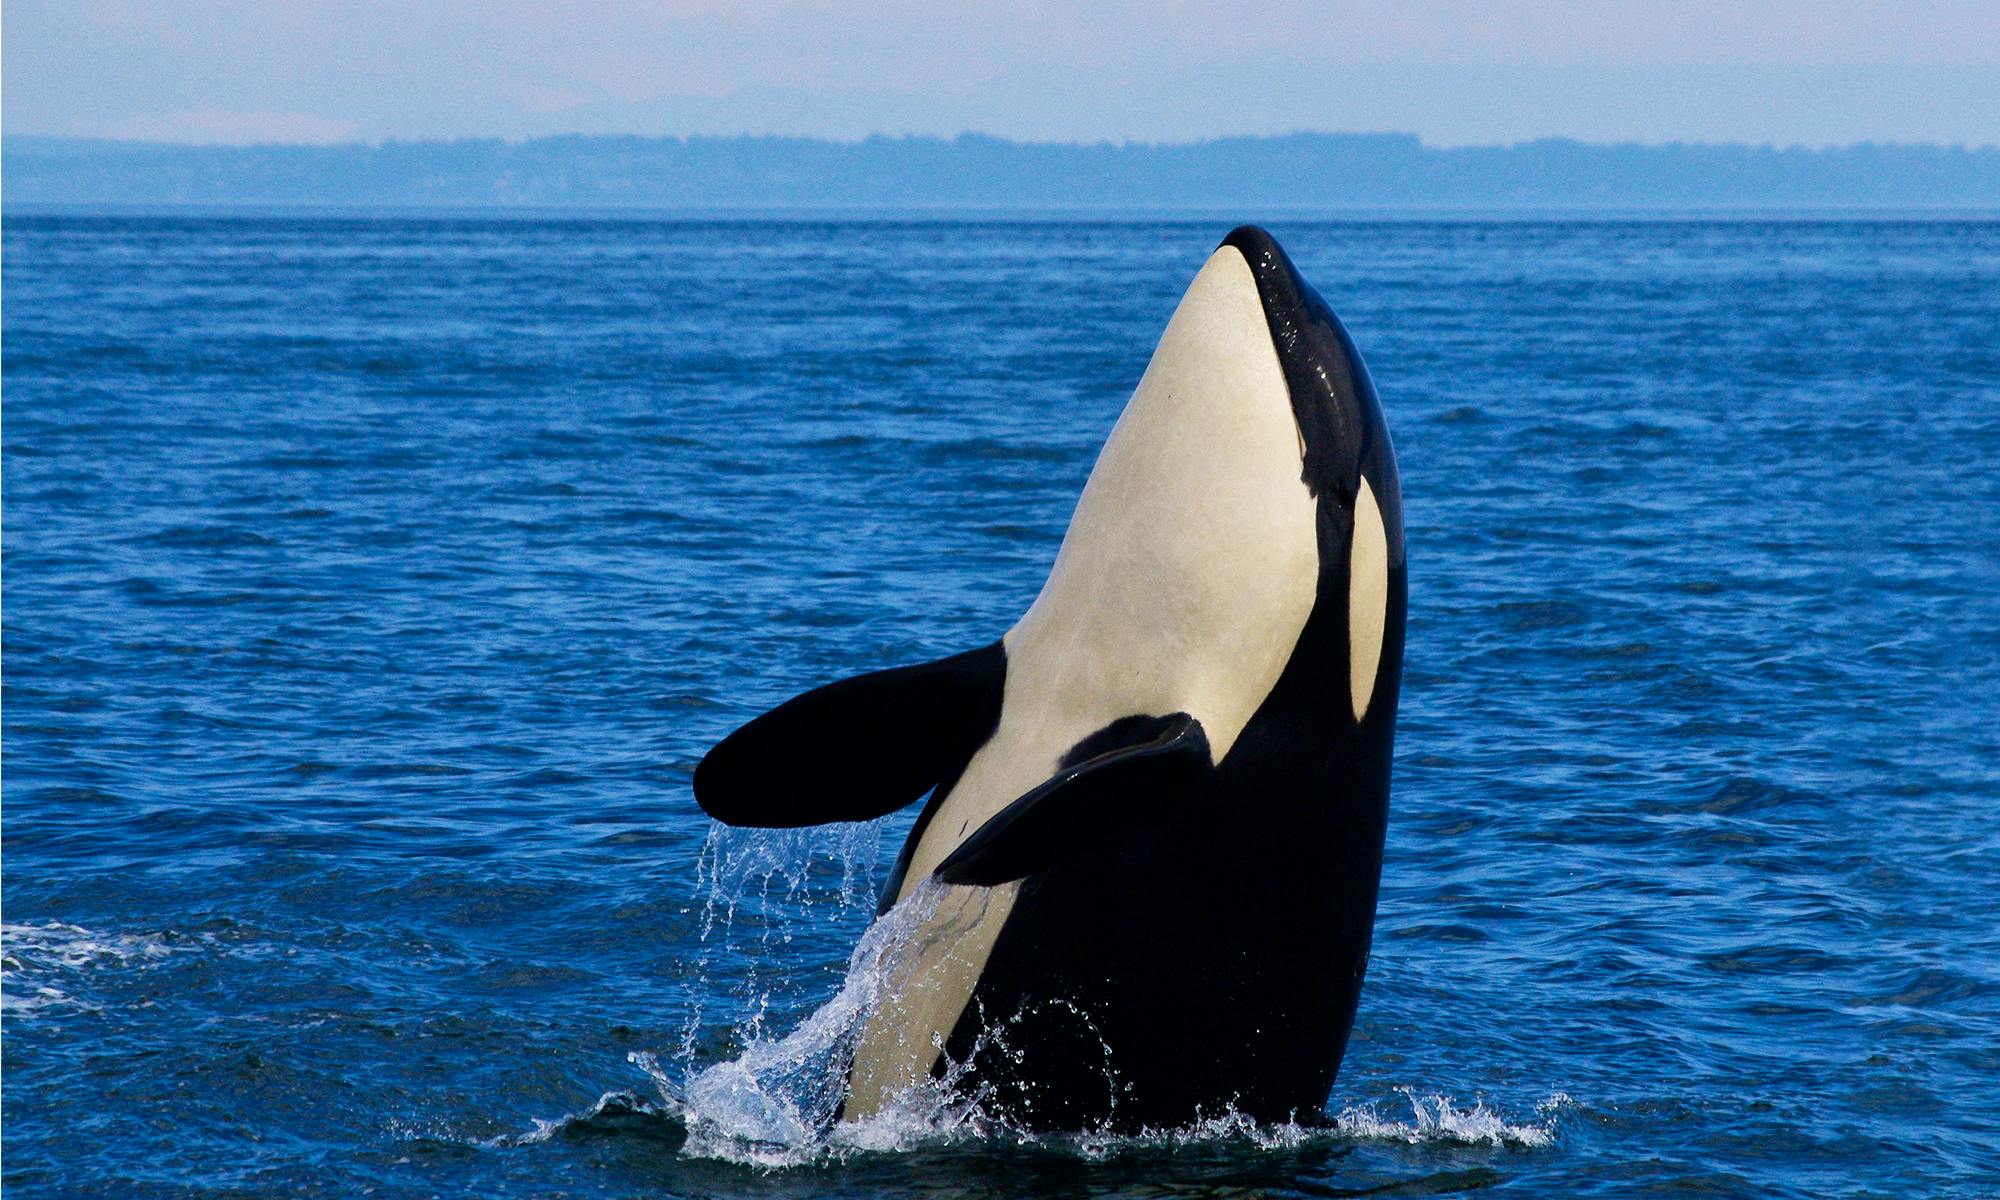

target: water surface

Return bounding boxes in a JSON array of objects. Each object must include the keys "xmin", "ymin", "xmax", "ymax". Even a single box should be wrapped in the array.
[{"xmin": 5, "ymin": 214, "xmax": 1999, "ymax": 1196}]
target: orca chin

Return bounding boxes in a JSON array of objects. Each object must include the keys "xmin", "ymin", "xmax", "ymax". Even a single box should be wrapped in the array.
[{"xmin": 694, "ymin": 226, "xmax": 1406, "ymax": 1131}]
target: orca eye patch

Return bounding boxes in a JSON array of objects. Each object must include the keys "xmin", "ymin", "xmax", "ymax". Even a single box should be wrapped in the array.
[{"xmin": 1348, "ymin": 476, "xmax": 1389, "ymax": 722}]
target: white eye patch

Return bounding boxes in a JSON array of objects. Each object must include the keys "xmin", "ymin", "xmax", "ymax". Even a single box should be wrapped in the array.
[{"xmin": 1348, "ymin": 476, "xmax": 1389, "ymax": 722}]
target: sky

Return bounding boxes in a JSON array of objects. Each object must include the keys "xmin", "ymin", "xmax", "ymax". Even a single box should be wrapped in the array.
[{"xmin": 5, "ymin": 1, "xmax": 1997, "ymax": 148}]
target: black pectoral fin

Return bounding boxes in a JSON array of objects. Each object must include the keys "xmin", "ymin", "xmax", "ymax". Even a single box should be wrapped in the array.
[
  {"xmin": 935, "ymin": 712, "xmax": 1211, "ymax": 887},
  {"xmin": 693, "ymin": 641, "xmax": 1005, "ymax": 828}
]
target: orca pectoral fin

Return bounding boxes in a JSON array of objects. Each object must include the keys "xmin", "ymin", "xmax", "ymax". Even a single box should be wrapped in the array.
[
  {"xmin": 693, "ymin": 641, "xmax": 1005, "ymax": 828},
  {"xmin": 935, "ymin": 712, "xmax": 1211, "ymax": 887}
]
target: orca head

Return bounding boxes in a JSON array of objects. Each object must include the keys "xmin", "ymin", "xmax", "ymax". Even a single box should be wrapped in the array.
[
  {"xmin": 1011, "ymin": 226, "xmax": 1404, "ymax": 755},
  {"xmin": 1217, "ymin": 225, "xmax": 1407, "ymax": 728}
]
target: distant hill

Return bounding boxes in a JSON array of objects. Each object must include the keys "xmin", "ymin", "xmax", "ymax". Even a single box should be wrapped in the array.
[{"xmin": 6, "ymin": 132, "xmax": 1998, "ymax": 210}]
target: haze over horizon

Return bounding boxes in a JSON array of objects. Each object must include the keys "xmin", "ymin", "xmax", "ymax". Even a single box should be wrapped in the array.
[
  {"xmin": 5, "ymin": 1, "xmax": 1997, "ymax": 150},
  {"xmin": 10, "ymin": 129, "xmax": 1995, "ymax": 153}
]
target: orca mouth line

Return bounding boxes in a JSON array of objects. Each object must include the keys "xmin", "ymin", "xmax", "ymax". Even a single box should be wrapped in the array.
[{"xmin": 1219, "ymin": 225, "xmax": 1389, "ymax": 511}]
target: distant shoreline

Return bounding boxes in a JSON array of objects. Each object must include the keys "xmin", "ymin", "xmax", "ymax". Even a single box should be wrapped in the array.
[
  {"xmin": 8, "ymin": 132, "xmax": 1997, "ymax": 211},
  {"xmin": 8, "ymin": 205, "xmax": 2000, "ymax": 223}
]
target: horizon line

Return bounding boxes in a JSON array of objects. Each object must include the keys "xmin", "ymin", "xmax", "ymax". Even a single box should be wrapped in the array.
[{"xmin": 8, "ymin": 130, "xmax": 1999, "ymax": 154}]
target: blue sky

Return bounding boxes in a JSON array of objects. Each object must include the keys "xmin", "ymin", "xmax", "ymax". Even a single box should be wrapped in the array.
[{"xmin": 5, "ymin": 1, "xmax": 1996, "ymax": 147}]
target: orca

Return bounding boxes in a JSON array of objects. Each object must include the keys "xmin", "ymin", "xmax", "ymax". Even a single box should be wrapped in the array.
[{"xmin": 694, "ymin": 226, "xmax": 1406, "ymax": 1132}]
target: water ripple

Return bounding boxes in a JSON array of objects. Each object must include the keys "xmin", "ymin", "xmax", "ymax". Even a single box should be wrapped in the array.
[{"xmin": 6, "ymin": 214, "xmax": 1999, "ymax": 1197}]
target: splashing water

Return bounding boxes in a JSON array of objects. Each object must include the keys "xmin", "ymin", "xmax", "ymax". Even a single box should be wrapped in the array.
[
  {"xmin": 676, "ymin": 879, "xmax": 954, "ymax": 1164},
  {"xmin": 1330, "ymin": 1089, "xmax": 1570, "ymax": 1149},
  {"xmin": 620, "ymin": 827, "xmax": 1568, "ymax": 1168},
  {"xmin": 677, "ymin": 820, "xmax": 888, "ymax": 1063}
]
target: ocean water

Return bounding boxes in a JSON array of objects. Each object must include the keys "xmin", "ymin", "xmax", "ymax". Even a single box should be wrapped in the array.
[{"xmin": 4, "ymin": 213, "xmax": 1999, "ymax": 1198}]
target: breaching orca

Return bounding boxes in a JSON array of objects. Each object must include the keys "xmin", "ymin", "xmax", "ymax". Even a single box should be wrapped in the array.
[{"xmin": 694, "ymin": 226, "xmax": 1406, "ymax": 1131}]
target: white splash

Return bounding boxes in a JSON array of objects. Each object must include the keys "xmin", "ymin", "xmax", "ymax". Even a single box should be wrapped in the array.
[
  {"xmin": 620, "ymin": 824, "xmax": 1572, "ymax": 1167},
  {"xmin": 675, "ymin": 880, "xmax": 951, "ymax": 1165},
  {"xmin": 1330, "ymin": 1088, "xmax": 1571, "ymax": 1148},
  {"xmin": 1, "ymin": 921, "xmax": 182, "ymax": 1015},
  {"xmin": 677, "ymin": 820, "xmax": 886, "ymax": 1062},
  {"xmin": 647, "ymin": 869, "xmax": 1569, "ymax": 1165}
]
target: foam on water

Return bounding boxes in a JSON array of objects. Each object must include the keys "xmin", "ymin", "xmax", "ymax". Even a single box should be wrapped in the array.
[
  {"xmin": 0, "ymin": 921, "xmax": 181, "ymax": 1015},
  {"xmin": 1330, "ymin": 1089, "xmax": 1570, "ymax": 1148}
]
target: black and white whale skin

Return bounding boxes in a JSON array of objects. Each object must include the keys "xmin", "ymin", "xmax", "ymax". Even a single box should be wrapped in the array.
[{"xmin": 694, "ymin": 226, "xmax": 1406, "ymax": 1132}]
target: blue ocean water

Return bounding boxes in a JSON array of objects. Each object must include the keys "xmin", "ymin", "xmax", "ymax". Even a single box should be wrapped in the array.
[{"xmin": 4, "ymin": 213, "xmax": 1999, "ymax": 1198}]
